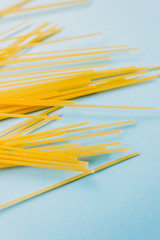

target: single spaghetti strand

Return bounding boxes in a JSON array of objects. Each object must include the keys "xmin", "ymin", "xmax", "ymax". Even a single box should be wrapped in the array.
[
  {"xmin": 71, "ymin": 104, "xmax": 157, "ymax": 110},
  {"xmin": 0, "ymin": 0, "xmax": 89, "ymax": 16},
  {"xmin": 15, "ymin": 45, "xmax": 128, "ymax": 57},
  {"xmin": 22, "ymin": 32, "xmax": 101, "ymax": 47},
  {"xmin": 0, "ymin": 152, "xmax": 139, "ymax": 210}
]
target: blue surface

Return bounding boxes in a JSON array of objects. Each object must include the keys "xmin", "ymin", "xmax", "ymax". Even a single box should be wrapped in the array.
[{"xmin": 0, "ymin": 0, "xmax": 160, "ymax": 239}]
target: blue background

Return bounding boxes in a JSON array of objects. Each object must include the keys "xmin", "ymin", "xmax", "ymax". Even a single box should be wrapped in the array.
[{"xmin": 0, "ymin": 0, "xmax": 160, "ymax": 239}]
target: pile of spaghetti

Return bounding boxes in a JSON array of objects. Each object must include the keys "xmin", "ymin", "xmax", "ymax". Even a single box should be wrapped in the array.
[{"xmin": 0, "ymin": 0, "xmax": 159, "ymax": 209}]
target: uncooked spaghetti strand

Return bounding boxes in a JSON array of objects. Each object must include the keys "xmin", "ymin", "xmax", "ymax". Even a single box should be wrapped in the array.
[
  {"xmin": 15, "ymin": 45, "xmax": 128, "ymax": 57},
  {"xmin": 147, "ymin": 65, "xmax": 160, "ymax": 71},
  {"xmin": 16, "ymin": 32, "xmax": 102, "ymax": 48},
  {"xmin": 95, "ymin": 74, "xmax": 159, "ymax": 92},
  {"xmin": 1, "ymin": 22, "xmax": 60, "ymax": 61},
  {"xmin": 0, "ymin": 119, "xmax": 29, "ymax": 137},
  {"xmin": 0, "ymin": 75, "xmax": 91, "ymax": 95},
  {"xmin": 0, "ymin": 69, "xmax": 92, "ymax": 85},
  {"xmin": 64, "ymin": 74, "xmax": 158, "ymax": 100},
  {"xmin": 0, "ymin": 121, "xmax": 90, "ymax": 144},
  {"xmin": 0, "ymin": 32, "xmax": 101, "ymax": 61},
  {"xmin": 92, "ymin": 68, "xmax": 147, "ymax": 82},
  {"xmin": 14, "ymin": 119, "xmax": 50, "ymax": 137},
  {"xmin": 2, "ymin": 120, "xmax": 131, "ymax": 146},
  {"xmin": 0, "ymin": 63, "xmax": 108, "ymax": 78},
  {"xmin": 0, "ymin": 48, "xmax": 137, "ymax": 66},
  {"xmin": 0, "ymin": 22, "xmax": 58, "ymax": 44},
  {"xmin": 0, "ymin": 0, "xmax": 89, "ymax": 16},
  {"xmin": 0, "ymin": 157, "xmax": 90, "ymax": 173},
  {"xmin": 0, "ymin": 50, "xmax": 114, "ymax": 66},
  {"xmin": 0, "ymin": 147, "xmax": 86, "ymax": 165},
  {"xmin": 70, "ymin": 104, "xmax": 157, "ymax": 111},
  {"xmin": 0, "ymin": 152, "xmax": 139, "ymax": 210},
  {"xmin": 0, "ymin": 70, "xmax": 145, "ymax": 100},
  {"xmin": 0, "ymin": 143, "xmax": 81, "ymax": 168},
  {"xmin": 0, "ymin": 22, "xmax": 52, "ymax": 60},
  {"xmin": 0, "ymin": 55, "xmax": 110, "ymax": 72},
  {"xmin": 0, "ymin": 149, "xmax": 79, "ymax": 165},
  {"xmin": 12, "ymin": 130, "xmax": 122, "ymax": 148},
  {"xmin": 0, "ymin": 120, "xmax": 41, "ymax": 139},
  {"xmin": 1, "ymin": 114, "xmax": 57, "ymax": 139},
  {"xmin": 0, "ymin": 0, "xmax": 31, "ymax": 17},
  {"xmin": 0, "ymin": 145, "xmax": 80, "ymax": 169},
  {"xmin": 58, "ymin": 146, "xmax": 129, "ymax": 157},
  {"xmin": 54, "ymin": 141, "xmax": 121, "ymax": 155},
  {"xmin": 1, "ymin": 106, "xmax": 58, "ymax": 139},
  {"xmin": 0, "ymin": 32, "xmax": 101, "ymax": 56},
  {"xmin": 13, "ymin": 120, "xmax": 89, "ymax": 139},
  {"xmin": 35, "ymin": 143, "xmax": 81, "ymax": 150},
  {"xmin": 77, "ymin": 147, "xmax": 130, "ymax": 157},
  {"xmin": 0, "ymin": 69, "xmax": 144, "ymax": 94}
]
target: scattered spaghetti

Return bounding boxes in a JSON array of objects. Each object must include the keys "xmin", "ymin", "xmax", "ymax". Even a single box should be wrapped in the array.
[{"xmin": 0, "ymin": 0, "xmax": 159, "ymax": 209}]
